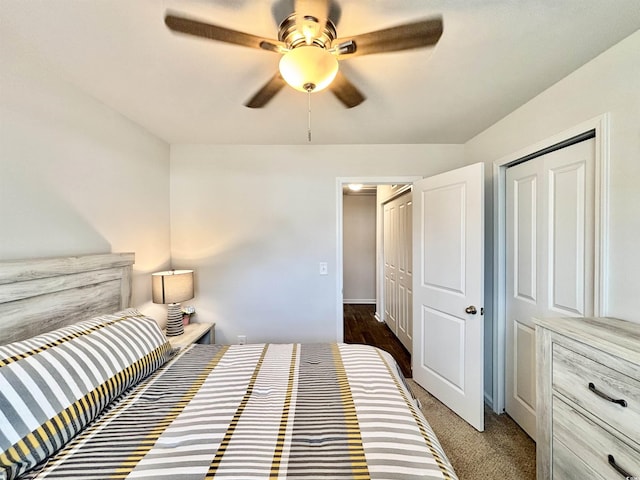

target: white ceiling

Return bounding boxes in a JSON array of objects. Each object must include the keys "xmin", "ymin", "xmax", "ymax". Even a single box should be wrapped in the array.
[{"xmin": 2, "ymin": 0, "xmax": 639, "ymax": 145}]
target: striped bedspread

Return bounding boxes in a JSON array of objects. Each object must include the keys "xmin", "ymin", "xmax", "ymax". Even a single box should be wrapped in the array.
[{"xmin": 24, "ymin": 343, "xmax": 458, "ymax": 479}]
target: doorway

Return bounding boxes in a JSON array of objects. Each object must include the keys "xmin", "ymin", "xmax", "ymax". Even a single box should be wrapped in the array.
[
  {"xmin": 341, "ymin": 181, "xmax": 414, "ymax": 366},
  {"xmin": 337, "ymin": 165, "xmax": 486, "ymax": 432},
  {"xmin": 336, "ymin": 177, "xmax": 420, "ymax": 346}
]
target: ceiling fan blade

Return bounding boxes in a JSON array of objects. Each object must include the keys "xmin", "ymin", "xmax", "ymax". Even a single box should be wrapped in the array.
[
  {"xmin": 294, "ymin": 0, "xmax": 330, "ymax": 43},
  {"xmin": 329, "ymin": 71, "xmax": 365, "ymax": 108},
  {"xmin": 336, "ymin": 17, "xmax": 443, "ymax": 57},
  {"xmin": 245, "ymin": 72, "xmax": 287, "ymax": 108},
  {"xmin": 165, "ymin": 14, "xmax": 283, "ymax": 51}
]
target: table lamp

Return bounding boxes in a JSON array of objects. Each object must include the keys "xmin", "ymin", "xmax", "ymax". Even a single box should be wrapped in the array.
[{"xmin": 151, "ymin": 269, "xmax": 194, "ymax": 336}]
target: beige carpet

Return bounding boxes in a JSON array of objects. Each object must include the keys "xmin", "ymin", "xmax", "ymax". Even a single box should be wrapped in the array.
[{"xmin": 407, "ymin": 379, "xmax": 536, "ymax": 480}]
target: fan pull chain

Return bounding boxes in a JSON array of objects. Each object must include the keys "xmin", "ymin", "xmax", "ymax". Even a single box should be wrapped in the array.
[
  {"xmin": 303, "ymin": 83, "xmax": 315, "ymax": 143},
  {"xmin": 307, "ymin": 88, "xmax": 312, "ymax": 143}
]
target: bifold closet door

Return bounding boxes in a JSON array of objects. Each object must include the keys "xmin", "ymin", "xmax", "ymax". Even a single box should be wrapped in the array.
[
  {"xmin": 383, "ymin": 191, "xmax": 413, "ymax": 353},
  {"xmin": 383, "ymin": 200, "xmax": 398, "ymax": 335},
  {"xmin": 506, "ymin": 138, "xmax": 595, "ymax": 440}
]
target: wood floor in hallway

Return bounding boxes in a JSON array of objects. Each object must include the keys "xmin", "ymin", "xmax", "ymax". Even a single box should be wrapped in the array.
[{"xmin": 343, "ymin": 303, "xmax": 412, "ymax": 378}]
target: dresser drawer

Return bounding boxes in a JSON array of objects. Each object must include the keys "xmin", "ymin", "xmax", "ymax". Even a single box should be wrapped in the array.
[
  {"xmin": 553, "ymin": 397, "xmax": 640, "ymax": 479},
  {"xmin": 535, "ymin": 317, "xmax": 640, "ymax": 480},
  {"xmin": 552, "ymin": 343, "xmax": 640, "ymax": 443},
  {"xmin": 553, "ymin": 438, "xmax": 603, "ymax": 480}
]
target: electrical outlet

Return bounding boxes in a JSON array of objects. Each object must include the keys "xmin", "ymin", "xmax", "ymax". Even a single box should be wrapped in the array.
[{"xmin": 237, "ymin": 335, "xmax": 247, "ymax": 345}]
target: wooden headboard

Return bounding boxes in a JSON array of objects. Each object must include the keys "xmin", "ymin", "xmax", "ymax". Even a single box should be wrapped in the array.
[{"xmin": 0, "ymin": 253, "xmax": 135, "ymax": 345}]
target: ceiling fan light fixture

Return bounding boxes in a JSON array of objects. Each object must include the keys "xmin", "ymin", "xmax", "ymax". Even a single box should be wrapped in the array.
[{"xmin": 279, "ymin": 46, "xmax": 338, "ymax": 93}]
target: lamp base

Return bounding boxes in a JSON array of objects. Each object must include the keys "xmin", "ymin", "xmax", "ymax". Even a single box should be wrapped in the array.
[{"xmin": 166, "ymin": 303, "xmax": 184, "ymax": 337}]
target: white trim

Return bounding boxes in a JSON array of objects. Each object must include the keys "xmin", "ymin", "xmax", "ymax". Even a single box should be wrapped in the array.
[
  {"xmin": 336, "ymin": 176, "xmax": 422, "ymax": 344},
  {"xmin": 593, "ymin": 115, "xmax": 610, "ymax": 316},
  {"xmin": 379, "ymin": 184, "xmax": 412, "ymax": 203},
  {"xmin": 343, "ymin": 299, "xmax": 376, "ymax": 304},
  {"xmin": 491, "ymin": 113, "xmax": 610, "ymax": 414},
  {"xmin": 492, "ymin": 160, "xmax": 507, "ymax": 414}
]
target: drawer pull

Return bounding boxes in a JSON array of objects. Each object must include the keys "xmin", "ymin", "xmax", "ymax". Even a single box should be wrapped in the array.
[
  {"xmin": 588, "ymin": 382, "xmax": 628, "ymax": 407},
  {"xmin": 608, "ymin": 454, "xmax": 634, "ymax": 479}
]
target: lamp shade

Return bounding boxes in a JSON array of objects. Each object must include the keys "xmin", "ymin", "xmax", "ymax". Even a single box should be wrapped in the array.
[
  {"xmin": 279, "ymin": 45, "xmax": 339, "ymax": 92},
  {"xmin": 152, "ymin": 270, "xmax": 194, "ymax": 305}
]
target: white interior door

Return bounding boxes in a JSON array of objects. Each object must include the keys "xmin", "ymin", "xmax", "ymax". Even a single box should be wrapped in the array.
[
  {"xmin": 506, "ymin": 138, "xmax": 595, "ymax": 440},
  {"xmin": 412, "ymin": 163, "xmax": 485, "ymax": 431}
]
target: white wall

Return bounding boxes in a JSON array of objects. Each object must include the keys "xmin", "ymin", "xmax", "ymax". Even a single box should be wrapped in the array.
[
  {"xmin": 465, "ymin": 30, "xmax": 640, "ymax": 404},
  {"xmin": 0, "ymin": 34, "xmax": 171, "ymax": 321},
  {"xmin": 170, "ymin": 144, "xmax": 465, "ymax": 344},
  {"xmin": 343, "ymin": 194, "xmax": 376, "ymax": 303}
]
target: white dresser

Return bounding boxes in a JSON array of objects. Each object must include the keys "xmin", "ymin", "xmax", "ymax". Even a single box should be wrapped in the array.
[{"xmin": 535, "ymin": 316, "xmax": 640, "ymax": 480}]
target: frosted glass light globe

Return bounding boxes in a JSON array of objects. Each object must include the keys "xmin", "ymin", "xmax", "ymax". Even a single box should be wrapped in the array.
[{"xmin": 279, "ymin": 46, "xmax": 339, "ymax": 92}]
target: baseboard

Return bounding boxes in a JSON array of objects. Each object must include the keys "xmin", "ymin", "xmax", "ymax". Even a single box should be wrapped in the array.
[
  {"xmin": 374, "ymin": 312, "xmax": 384, "ymax": 323},
  {"xmin": 343, "ymin": 299, "xmax": 376, "ymax": 304}
]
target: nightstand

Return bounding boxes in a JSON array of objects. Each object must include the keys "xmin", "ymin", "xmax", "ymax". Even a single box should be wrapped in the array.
[{"xmin": 167, "ymin": 322, "xmax": 215, "ymax": 349}]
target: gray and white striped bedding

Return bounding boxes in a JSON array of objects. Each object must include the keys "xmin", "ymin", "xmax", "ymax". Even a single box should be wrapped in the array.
[
  {"xmin": 20, "ymin": 343, "xmax": 458, "ymax": 480},
  {"xmin": 0, "ymin": 309, "xmax": 172, "ymax": 480}
]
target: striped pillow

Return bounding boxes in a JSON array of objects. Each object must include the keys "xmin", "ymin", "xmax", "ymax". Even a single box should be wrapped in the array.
[{"xmin": 0, "ymin": 309, "xmax": 172, "ymax": 480}]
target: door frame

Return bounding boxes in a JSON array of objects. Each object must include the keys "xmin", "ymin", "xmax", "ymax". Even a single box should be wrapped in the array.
[
  {"xmin": 336, "ymin": 176, "xmax": 421, "ymax": 342},
  {"xmin": 491, "ymin": 113, "xmax": 610, "ymax": 413}
]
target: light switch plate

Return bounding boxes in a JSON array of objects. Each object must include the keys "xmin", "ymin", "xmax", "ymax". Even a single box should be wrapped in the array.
[{"xmin": 319, "ymin": 262, "xmax": 328, "ymax": 275}]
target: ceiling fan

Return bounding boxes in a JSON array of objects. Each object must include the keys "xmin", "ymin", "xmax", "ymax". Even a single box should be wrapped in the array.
[{"xmin": 165, "ymin": 0, "xmax": 443, "ymax": 108}]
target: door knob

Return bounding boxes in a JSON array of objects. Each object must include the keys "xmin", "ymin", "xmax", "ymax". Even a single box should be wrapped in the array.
[{"xmin": 465, "ymin": 305, "xmax": 477, "ymax": 315}]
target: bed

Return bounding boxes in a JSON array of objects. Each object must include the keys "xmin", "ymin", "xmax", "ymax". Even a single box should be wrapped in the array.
[{"xmin": 0, "ymin": 253, "xmax": 458, "ymax": 480}]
